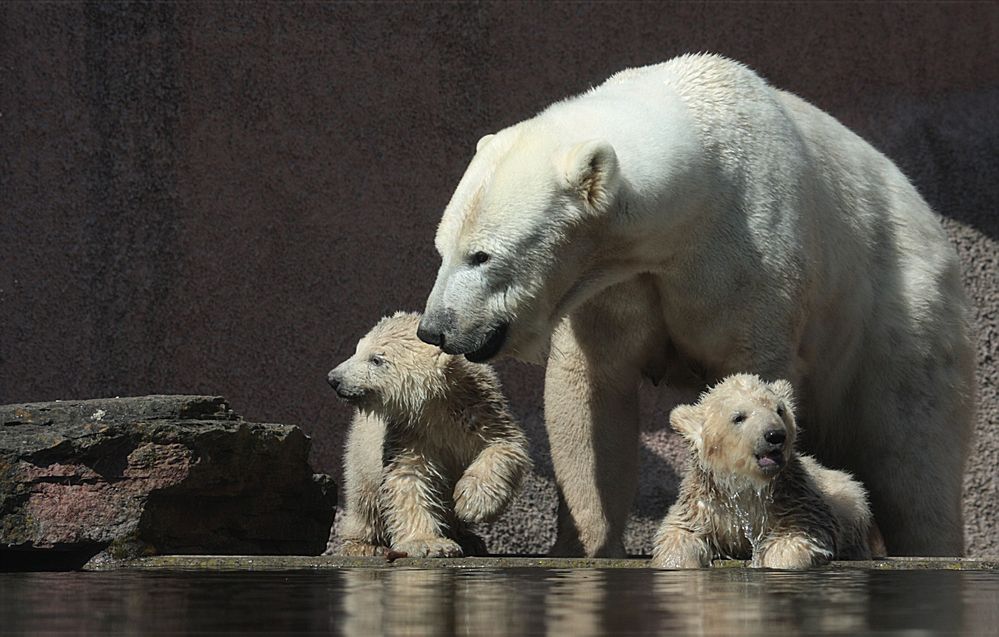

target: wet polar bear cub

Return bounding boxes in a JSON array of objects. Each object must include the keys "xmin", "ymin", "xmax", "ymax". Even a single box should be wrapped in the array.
[
  {"xmin": 651, "ymin": 374, "xmax": 874, "ymax": 569},
  {"xmin": 327, "ymin": 312, "xmax": 531, "ymax": 557}
]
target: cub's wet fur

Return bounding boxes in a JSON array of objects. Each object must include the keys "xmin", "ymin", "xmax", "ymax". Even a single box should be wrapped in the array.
[
  {"xmin": 651, "ymin": 374, "xmax": 876, "ymax": 569},
  {"xmin": 327, "ymin": 312, "xmax": 531, "ymax": 558}
]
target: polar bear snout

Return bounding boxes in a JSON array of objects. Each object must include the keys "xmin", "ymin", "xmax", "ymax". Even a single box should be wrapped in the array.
[
  {"xmin": 416, "ymin": 308, "xmax": 457, "ymax": 349},
  {"xmin": 754, "ymin": 427, "xmax": 790, "ymax": 474},
  {"xmin": 753, "ymin": 424, "xmax": 789, "ymax": 455},
  {"xmin": 416, "ymin": 318, "xmax": 444, "ymax": 348},
  {"xmin": 327, "ymin": 366, "xmax": 368, "ymax": 403},
  {"xmin": 418, "ymin": 308, "xmax": 508, "ymax": 363},
  {"xmin": 326, "ymin": 369, "xmax": 341, "ymax": 390}
]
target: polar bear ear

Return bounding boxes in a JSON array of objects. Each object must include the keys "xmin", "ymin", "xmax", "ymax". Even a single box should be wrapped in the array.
[
  {"xmin": 476, "ymin": 133, "xmax": 495, "ymax": 153},
  {"xmin": 560, "ymin": 139, "xmax": 620, "ymax": 213},
  {"xmin": 768, "ymin": 379, "xmax": 796, "ymax": 413},
  {"xmin": 670, "ymin": 404, "xmax": 704, "ymax": 447}
]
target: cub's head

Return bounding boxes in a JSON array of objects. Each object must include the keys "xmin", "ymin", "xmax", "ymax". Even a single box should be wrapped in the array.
[
  {"xmin": 419, "ymin": 124, "xmax": 622, "ymax": 364},
  {"xmin": 327, "ymin": 312, "xmax": 450, "ymax": 417},
  {"xmin": 670, "ymin": 374, "xmax": 797, "ymax": 489}
]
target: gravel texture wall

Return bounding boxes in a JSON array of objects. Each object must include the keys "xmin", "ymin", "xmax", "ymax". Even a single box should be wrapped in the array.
[{"xmin": 3, "ymin": 2, "xmax": 996, "ymax": 556}]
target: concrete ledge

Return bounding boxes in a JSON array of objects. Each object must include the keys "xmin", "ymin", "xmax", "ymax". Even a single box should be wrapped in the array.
[{"xmin": 89, "ymin": 555, "xmax": 999, "ymax": 571}]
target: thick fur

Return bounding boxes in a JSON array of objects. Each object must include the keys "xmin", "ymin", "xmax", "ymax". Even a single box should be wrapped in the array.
[
  {"xmin": 420, "ymin": 54, "xmax": 975, "ymax": 556},
  {"xmin": 328, "ymin": 312, "xmax": 531, "ymax": 558},
  {"xmin": 651, "ymin": 374, "xmax": 873, "ymax": 569}
]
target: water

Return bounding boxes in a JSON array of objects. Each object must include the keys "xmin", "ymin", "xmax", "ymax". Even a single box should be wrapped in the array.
[{"xmin": 2, "ymin": 567, "xmax": 998, "ymax": 635}]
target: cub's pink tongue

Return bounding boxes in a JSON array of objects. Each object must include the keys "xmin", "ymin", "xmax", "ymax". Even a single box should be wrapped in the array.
[{"xmin": 758, "ymin": 452, "xmax": 782, "ymax": 468}]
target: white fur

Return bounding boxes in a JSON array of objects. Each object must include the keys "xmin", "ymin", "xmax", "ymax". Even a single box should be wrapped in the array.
[{"xmin": 423, "ymin": 54, "xmax": 975, "ymax": 557}]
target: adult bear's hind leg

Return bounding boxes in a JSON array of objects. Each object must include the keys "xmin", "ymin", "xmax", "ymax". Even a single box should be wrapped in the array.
[{"xmin": 852, "ymin": 375, "xmax": 971, "ymax": 557}]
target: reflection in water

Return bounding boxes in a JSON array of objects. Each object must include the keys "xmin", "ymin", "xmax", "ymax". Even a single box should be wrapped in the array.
[{"xmin": 0, "ymin": 567, "xmax": 997, "ymax": 635}]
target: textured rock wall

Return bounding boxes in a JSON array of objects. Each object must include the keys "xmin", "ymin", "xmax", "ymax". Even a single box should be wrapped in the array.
[{"xmin": 2, "ymin": 3, "xmax": 996, "ymax": 556}]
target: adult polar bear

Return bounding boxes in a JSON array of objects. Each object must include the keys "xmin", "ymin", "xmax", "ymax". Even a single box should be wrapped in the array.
[{"xmin": 417, "ymin": 54, "xmax": 975, "ymax": 556}]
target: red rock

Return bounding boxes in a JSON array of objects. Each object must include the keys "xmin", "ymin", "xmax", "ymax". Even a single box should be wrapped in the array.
[{"xmin": 0, "ymin": 396, "xmax": 336, "ymax": 570}]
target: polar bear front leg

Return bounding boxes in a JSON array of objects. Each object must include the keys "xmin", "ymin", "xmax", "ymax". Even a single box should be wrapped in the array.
[
  {"xmin": 335, "ymin": 479, "xmax": 387, "ymax": 555},
  {"xmin": 650, "ymin": 524, "xmax": 712, "ymax": 569},
  {"xmin": 336, "ymin": 497, "xmax": 388, "ymax": 556},
  {"xmin": 753, "ymin": 532, "xmax": 834, "ymax": 570},
  {"xmin": 544, "ymin": 310, "xmax": 644, "ymax": 558},
  {"xmin": 332, "ymin": 412, "xmax": 390, "ymax": 556},
  {"xmin": 454, "ymin": 440, "xmax": 531, "ymax": 524},
  {"xmin": 454, "ymin": 401, "xmax": 531, "ymax": 524},
  {"xmin": 380, "ymin": 451, "xmax": 463, "ymax": 558}
]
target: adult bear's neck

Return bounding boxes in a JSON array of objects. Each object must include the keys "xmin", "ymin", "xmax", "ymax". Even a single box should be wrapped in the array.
[{"xmin": 596, "ymin": 180, "xmax": 724, "ymax": 283}]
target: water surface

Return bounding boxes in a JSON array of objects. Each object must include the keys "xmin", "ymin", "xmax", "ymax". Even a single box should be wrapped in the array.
[{"xmin": 2, "ymin": 567, "xmax": 997, "ymax": 635}]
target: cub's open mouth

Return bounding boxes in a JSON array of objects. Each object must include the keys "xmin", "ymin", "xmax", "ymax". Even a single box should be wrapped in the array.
[
  {"xmin": 464, "ymin": 322, "xmax": 509, "ymax": 363},
  {"xmin": 756, "ymin": 450, "xmax": 785, "ymax": 473}
]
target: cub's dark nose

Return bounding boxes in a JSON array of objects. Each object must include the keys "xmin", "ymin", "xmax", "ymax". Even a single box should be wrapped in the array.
[
  {"xmin": 327, "ymin": 370, "xmax": 341, "ymax": 391},
  {"xmin": 764, "ymin": 429, "xmax": 786, "ymax": 446},
  {"xmin": 417, "ymin": 322, "xmax": 444, "ymax": 347}
]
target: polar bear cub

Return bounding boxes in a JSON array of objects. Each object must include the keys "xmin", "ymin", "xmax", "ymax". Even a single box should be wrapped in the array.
[
  {"xmin": 651, "ymin": 374, "xmax": 874, "ymax": 569},
  {"xmin": 327, "ymin": 311, "xmax": 531, "ymax": 557}
]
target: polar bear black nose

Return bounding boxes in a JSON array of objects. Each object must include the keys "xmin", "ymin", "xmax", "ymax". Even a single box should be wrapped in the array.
[
  {"xmin": 417, "ymin": 322, "xmax": 444, "ymax": 348},
  {"xmin": 764, "ymin": 429, "xmax": 786, "ymax": 446},
  {"xmin": 327, "ymin": 370, "xmax": 341, "ymax": 390}
]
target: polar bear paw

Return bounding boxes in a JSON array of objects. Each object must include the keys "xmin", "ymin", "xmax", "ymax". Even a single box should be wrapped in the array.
[
  {"xmin": 392, "ymin": 537, "xmax": 464, "ymax": 558},
  {"xmin": 454, "ymin": 473, "xmax": 508, "ymax": 524}
]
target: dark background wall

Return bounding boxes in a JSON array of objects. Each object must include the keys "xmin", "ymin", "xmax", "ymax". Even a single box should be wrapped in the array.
[{"xmin": 3, "ymin": 2, "xmax": 997, "ymax": 556}]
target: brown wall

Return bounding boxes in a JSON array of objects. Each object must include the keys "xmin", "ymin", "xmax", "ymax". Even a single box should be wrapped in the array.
[{"xmin": 2, "ymin": 2, "xmax": 997, "ymax": 556}]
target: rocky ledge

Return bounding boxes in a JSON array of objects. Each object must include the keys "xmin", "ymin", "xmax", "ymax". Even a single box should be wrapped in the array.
[{"xmin": 0, "ymin": 396, "xmax": 335, "ymax": 570}]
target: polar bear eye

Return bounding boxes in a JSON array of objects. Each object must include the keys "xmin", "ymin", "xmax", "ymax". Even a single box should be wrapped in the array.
[
  {"xmin": 470, "ymin": 251, "xmax": 490, "ymax": 266},
  {"xmin": 732, "ymin": 412, "xmax": 747, "ymax": 425},
  {"xmin": 776, "ymin": 403, "xmax": 786, "ymax": 417},
  {"xmin": 369, "ymin": 355, "xmax": 385, "ymax": 367}
]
